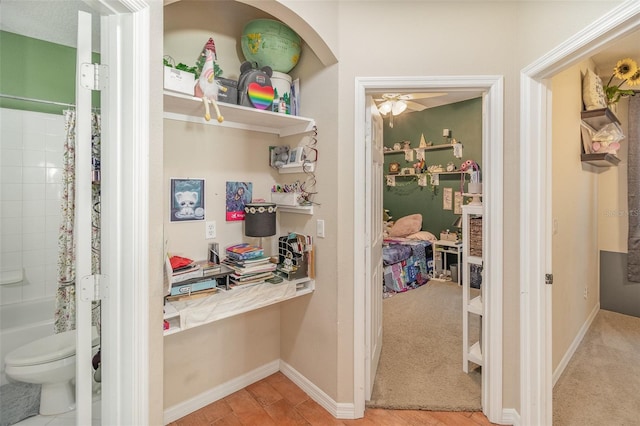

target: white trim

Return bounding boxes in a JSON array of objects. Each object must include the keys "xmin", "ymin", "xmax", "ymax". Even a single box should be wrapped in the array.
[
  {"xmin": 502, "ymin": 408, "xmax": 521, "ymax": 426},
  {"xmin": 552, "ymin": 303, "xmax": 600, "ymax": 386},
  {"xmin": 519, "ymin": 1, "xmax": 640, "ymax": 424},
  {"xmin": 280, "ymin": 360, "xmax": 355, "ymax": 419},
  {"xmin": 354, "ymin": 75, "xmax": 504, "ymax": 422},
  {"xmin": 163, "ymin": 360, "xmax": 280, "ymax": 424}
]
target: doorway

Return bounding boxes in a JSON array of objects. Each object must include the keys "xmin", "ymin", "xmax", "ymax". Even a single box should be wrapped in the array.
[
  {"xmin": 353, "ymin": 75, "xmax": 504, "ymax": 422},
  {"xmin": 519, "ymin": 2, "xmax": 640, "ymax": 424}
]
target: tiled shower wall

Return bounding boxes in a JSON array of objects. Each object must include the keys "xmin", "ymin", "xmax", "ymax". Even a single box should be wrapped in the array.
[{"xmin": 0, "ymin": 108, "xmax": 65, "ymax": 306}]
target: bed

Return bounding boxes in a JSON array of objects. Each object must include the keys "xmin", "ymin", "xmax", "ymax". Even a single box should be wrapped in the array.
[{"xmin": 382, "ymin": 213, "xmax": 436, "ymax": 293}]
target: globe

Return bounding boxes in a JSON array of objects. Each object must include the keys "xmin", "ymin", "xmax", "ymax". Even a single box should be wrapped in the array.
[{"xmin": 241, "ymin": 19, "xmax": 301, "ymax": 74}]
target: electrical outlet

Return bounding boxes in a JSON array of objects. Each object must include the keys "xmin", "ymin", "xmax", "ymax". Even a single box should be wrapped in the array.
[
  {"xmin": 205, "ymin": 221, "xmax": 216, "ymax": 239},
  {"xmin": 317, "ymin": 219, "xmax": 325, "ymax": 238}
]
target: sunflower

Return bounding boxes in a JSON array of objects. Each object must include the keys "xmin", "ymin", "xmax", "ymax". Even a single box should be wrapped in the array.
[
  {"xmin": 627, "ymin": 69, "xmax": 640, "ymax": 87},
  {"xmin": 613, "ymin": 58, "xmax": 638, "ymax": 80}
]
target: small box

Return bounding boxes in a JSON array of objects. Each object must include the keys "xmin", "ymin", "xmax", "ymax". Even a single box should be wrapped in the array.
[
  {"xmin": 440, "ymin": 231, "xmax": 458, "ymax": 242},
  {"xmin": 215, "ymin": 77, "xmax": 238, "ymax": 105},
  {"xmin": 271, "ymin": 192, "xmax": 302, "ymax": 206},
  {"xmin": 163, "ymin": 66, "xmax": 195, "ymax": 96}
]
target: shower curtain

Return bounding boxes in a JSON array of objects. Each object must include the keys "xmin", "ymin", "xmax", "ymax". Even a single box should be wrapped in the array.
[
  {"xmin": 54, "ymin": 110, "xmax": 101, "ymax": 333},
  {"xmin": 627, "ymin": 93, "xmax": 640, "ymax": 282}
]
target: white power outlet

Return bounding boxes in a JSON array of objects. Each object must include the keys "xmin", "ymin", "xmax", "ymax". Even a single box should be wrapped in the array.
[{"xmin": 205, "ymin": 221, "xmax": 216, "ymax": 239}]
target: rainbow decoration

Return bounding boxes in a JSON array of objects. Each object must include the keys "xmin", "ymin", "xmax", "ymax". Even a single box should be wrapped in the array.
[{"xmin": 248, "ymin": 82, "xmax": 275, "ymax": 110}]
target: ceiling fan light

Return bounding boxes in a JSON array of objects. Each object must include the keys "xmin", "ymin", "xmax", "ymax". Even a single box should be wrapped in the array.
[
  {"xmin": 378, "ymin": 101, "xmax": 392, "ymax": 115},
  {"xmin": 391, "ymin": 100, "xmax": 407, "ymax": 116}
]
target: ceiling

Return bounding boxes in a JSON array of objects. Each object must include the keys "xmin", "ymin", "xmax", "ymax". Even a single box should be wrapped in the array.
[{"xmin": 1, "ymin": 0, "xmax": 638, "ymax": 109}]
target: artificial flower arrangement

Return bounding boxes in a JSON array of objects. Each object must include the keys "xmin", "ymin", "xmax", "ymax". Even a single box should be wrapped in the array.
[{"xmin": 603, "ymin": 57, "xmax": 640, "ymax": 106}]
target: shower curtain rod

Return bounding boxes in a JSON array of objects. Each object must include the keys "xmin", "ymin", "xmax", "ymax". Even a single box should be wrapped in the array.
[{"xmin": 0, "ymin": 93, "xmax": 75, "ymax": 108}]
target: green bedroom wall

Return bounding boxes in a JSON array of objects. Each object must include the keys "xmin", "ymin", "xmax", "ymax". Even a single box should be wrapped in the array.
[
  {"xmin": 383, "ymin": 97, "xmax": 482, "ymax": 237},
  {"xmin": 0, "ymin": 31, "xmax": 100, "ymax": 115}
]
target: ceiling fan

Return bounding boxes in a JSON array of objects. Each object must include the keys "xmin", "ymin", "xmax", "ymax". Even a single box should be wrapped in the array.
[{"xmin": 374, "ymin": 93, "xmax": 446, "ymax": 127}]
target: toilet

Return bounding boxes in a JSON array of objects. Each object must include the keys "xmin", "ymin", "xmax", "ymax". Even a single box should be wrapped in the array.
[{"xmin": 4, "ymin": 326, "xmax": 99, "ymax": 415}]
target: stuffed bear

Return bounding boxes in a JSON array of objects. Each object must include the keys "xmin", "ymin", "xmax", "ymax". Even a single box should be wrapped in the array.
[
  {"xmin": 272, "ymin": 145, "xmax": 290, "ymax": 168},
  {"xmin": 237, "ymin": 61, "xmax": 274, "ymax": 110}
]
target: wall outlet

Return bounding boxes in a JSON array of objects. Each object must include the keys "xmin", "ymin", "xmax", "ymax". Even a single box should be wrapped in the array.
[{"xmin": 205, "ymin": 221, "xmax": 216, "ymax": 239}]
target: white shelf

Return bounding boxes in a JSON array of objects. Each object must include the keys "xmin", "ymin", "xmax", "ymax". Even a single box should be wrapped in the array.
[
  {"xmin": 468, "ymin": 255, "xmax": 483, "ymax": 265},
  {"xmin": 163, "ymin": 277, "xmax": 315, "ymax": 336},
  {"xmin": 415, "ymin": 143, "xmax": 461, "ymax": 152},
  {"xmin": 468, "ymin": 295, "xmax": 483, "ymax": 315},
  {"xmin": 468, "ymin": 341, "xmax": 483, "ymax": 366},
  {"xmin": 277, "ymin": 205, "xmax": 314, "ymax": 215},
  {"xmin": 163, "ymin": 91, "xmax": 316, "ymax": 137},
  {"xmin": 278, "ymin": 162, "xmax": 316, "ymax": 174}
]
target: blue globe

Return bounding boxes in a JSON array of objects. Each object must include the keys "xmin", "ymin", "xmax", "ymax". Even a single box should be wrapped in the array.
[{"xmin": 241, "ymin": 19, "xmax": 301, "ymax": 73}]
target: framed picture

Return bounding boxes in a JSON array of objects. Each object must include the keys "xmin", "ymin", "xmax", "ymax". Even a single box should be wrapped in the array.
[
  {"xmin": 170, "ymin": 178, "xmax": 205, "ymax": 222},
  {"xmin": 226, "ymin": 181, "xmax": 252, "ymax": 221},
  {"xmin": 443, "ymin": 187, "xmax": 453, "ymax": 210},
  {"xmin": 389, "ymin": 162, "xmax": 400, "ymax": 174},
  {"xmin": 454, "ymin": 191, "xmax": 463, "ymax": 214}
]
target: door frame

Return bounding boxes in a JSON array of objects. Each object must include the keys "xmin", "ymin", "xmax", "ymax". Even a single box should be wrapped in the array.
[
  {"xmin": 519, "ymin": 2, "xmax": 640, "ymax": 425},
  {"xmin": 353, "ymin": 75, "xmax": 504, "ymax": 422},
  {"xmin": 93, "ymin": 1, "xmax": 153, "ymax": 424}
]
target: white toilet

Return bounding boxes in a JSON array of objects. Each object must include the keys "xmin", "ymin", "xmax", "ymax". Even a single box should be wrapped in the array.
[{"xmin": 4, "ymin": 326, "xmax": 99, "ymax": 415}]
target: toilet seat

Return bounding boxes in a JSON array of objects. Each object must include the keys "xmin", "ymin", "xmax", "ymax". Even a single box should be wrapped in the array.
[{"xmin": 5, "ymin": 328, "xmax": 99, "ymax": 367}]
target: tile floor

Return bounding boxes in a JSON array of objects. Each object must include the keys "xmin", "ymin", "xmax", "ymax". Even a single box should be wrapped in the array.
[
  {"xmin": 13, "ymin": 396, "xmax": 100, "ymax": 426},
  {"xmin": 170, "ymin": 372, "xmax": 501, "ymax": 426}
]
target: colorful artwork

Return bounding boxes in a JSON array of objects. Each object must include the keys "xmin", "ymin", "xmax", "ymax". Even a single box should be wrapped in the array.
[
  {"xmin": 171, "ymin": 178, "xmax": 205, "ymax": 222},
  {"xmin": 226, "ymin": 181, "xmax": 252, "ymax": 221}
]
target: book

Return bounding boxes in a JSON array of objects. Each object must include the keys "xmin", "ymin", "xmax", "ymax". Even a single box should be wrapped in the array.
[
  {"xmin": 170, "ymin": 277, "xmax": 216, "ymax": 296},
  {"xmin": 194, "ymin": 259, "xmax": 222, "ymax": 276},
  {"xmin": 226, "ymin": 243, "xmax": 264, "ymax": 260}
]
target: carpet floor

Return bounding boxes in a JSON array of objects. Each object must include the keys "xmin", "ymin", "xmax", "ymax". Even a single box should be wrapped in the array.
[
  {"xmin": 367, "ymin": 280, "xmax": 482, "ymax": 411},
  {"xmin": 553, "ymin": 309, "xmax": 640, "ymax": 426}
]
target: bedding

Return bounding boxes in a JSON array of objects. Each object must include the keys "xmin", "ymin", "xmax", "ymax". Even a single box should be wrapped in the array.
[{"xmin": 382, "ymin": 240, "xmax": 433, "ymax": 293}]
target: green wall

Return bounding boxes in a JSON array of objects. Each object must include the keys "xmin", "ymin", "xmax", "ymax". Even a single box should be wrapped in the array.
[
  {"xmin": 0, "ymin": 31, "xmax": 99, "ymax": 115},
  {"xmin": 383, "ymin": 97, "xmax": 482, "ymax": 237}
]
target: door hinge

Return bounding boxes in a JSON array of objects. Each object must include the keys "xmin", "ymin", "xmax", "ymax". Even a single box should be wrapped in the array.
[
  {"xmin": 545, "ymin": 273, "xmax": 553, "ymax": 285},
  {"xmin": 80, "ymin": 274, "xmax": 108, "ymax": 302},
  {"xmin": 80, "ymin": 63, "xmax": 108, "ymax": 91}
]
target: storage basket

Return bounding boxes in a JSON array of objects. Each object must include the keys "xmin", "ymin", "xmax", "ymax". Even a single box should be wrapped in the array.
[{"xmin": 469, "ymin": 217, "xmax": 483, "ymax": 257}]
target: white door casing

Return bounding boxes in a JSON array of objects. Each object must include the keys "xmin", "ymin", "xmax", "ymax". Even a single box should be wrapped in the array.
[
  {"xmin": 354, "ymin": 76, "xmax": 504, "ymax": 422},
  {"xmin": 364, "ymin": 96, "xmax": 384, "ymax": 400},
  {"xmin": 519, "ymin": 2, "xmax": 640, "ymax": 424}
]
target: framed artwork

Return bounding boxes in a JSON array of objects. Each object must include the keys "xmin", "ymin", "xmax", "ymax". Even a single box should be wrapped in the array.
[
  {"xmin": 389, "ymin": 162, "xmax": 400, "ymax": 175},
  {"xmin": 454, "ymin": 191, "xmax": 463, "ymax": 214},
  {"xmin": 226, "ymin": 181, "xmax": 252, "ymax": 221},
  {"xmin": 443, "ymin": 187, "xmax": 453, "ymax": 210},
  {"xmin": 170, "ymin": 178, "xmax": 205, "ymax": 222}
]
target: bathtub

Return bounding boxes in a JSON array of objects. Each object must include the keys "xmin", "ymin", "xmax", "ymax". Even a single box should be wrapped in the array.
[{"xmin": 0, "ymin": 297, "xmax": 55, "ymax": 385}]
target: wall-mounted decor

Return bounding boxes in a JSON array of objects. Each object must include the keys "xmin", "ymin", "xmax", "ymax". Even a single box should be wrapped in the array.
[
  {"xmin": 443, "ymin": 187, "xmax": 453, "ymax": 210},
  {"xmin": 454, "ymin": 191, "xmax": 463, "ymax": 214},
  {"xmin": 389, "ymin": 162, "xmax": 400, "ymax": 174},
  {"xmin": 171, "ymin": 178, "xmax": 205, "ymax": 222},
  {"xmin": 226, "ymin": 181, "xmax": 252, "ymax": 221}
]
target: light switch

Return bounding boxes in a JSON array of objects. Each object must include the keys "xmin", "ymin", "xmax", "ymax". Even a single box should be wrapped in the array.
[{"xmin": 317, "ymin": 219, "xmax": 325, "ymax": 238}]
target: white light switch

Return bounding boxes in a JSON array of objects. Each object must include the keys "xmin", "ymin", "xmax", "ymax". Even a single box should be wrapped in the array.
[
  {"xmin": 206, "ymin": 221, "xmax": 216, "ymax": 239},
  {"xmin": 317, "ymin": 219, "xmax": 325, "ymax": 238}
]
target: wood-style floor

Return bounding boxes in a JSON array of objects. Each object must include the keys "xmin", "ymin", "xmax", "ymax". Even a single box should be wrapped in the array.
[{"xmin": 170, "ymin": 372, "xmax": 502, "ymax": 426}]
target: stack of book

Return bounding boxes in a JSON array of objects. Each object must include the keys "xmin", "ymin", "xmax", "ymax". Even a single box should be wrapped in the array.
[
  {"xmin": 223, "ymin": 244, "xmax": 276, "ymax": 287},
  {"xmin": 165, "ymin": 255, "xmax": 218, "ymax": 301}
]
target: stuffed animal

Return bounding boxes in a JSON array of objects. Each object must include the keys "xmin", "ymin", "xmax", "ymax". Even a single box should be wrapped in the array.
[
  {"xmin": 272, "ymin": 145, "xmax": 290, "ymax": 168},
  {"xmin": 195, "ymin": 38, "xmax": 225, "ymax": 123},
  {"xmin": 237, "ymin": 61, "xmax": 274, "ymax": 110},
  {"xmin": 175, "ymin": 191, "xmax": 198, "ymax": 217}
]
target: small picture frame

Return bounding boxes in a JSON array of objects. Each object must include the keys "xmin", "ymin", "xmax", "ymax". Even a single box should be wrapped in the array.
[
  {"xmin": 389, "ymin": 162, "xmax": 400, "ymax": 174},
  {"xmin": 170, "ymin": 178, "xmax": 205, "ymax": 222},
  {"xmin": 443, "ymin": 187, "xmax": 453, "ymax": 210},
  {"xmin": 454, "ymin": 191, "xmax": 463, "ymax": 214}
]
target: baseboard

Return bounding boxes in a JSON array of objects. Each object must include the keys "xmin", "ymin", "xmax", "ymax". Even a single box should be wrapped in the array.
[
  {"xmin": 279, "ymin": 360, "xmax": 356, "ymax": 419},
  {"xmin": 552, "ymin": 302, "xmax": 600, "ymax": 386},
  {"xmin": 163, "ymin": 360, "xmax": 280, "ymax": 424},
  {"xmin": 501, "ymin": 408, "xmax": 521, "ymax": 426}
]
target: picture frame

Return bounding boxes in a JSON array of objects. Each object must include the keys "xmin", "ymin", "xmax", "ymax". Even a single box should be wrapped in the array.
[
  {"xmin": 170, "ymin": 178, "xmax": 205, "ymax": 222},
  {"xmin": 389, "ymin": 162, "xmax": 400, "ymax": 174},
  {"xmin": 226, "ymin": 181, "xmax": 252, "ymax": 221},
  {"xmin": 443, "ymin": 187, "xmax": 453, "ymax": 210},
  {"xmin": 454, "ymin": 191, "xmax": 463, "ymax": 214}
]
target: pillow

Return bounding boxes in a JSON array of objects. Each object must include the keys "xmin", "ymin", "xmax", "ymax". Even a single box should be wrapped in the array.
[
  {"xmin": 406, "ymin": 231, "xmax": 437, "ymax": 241},
  {"xmin": 388, "ymin": 214, "xmax": 422, "ymax": 237},
  {"xmin": 582, "ymin": 68, "xmax": 607, "ymax": 111}
]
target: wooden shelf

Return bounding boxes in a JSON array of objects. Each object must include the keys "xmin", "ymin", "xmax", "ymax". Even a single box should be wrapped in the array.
[
  {"xmin": 581, "ymin": 153, "xmax": 621, "ymax": 167},
  {"xmin": 163, "ymin": 91, "xmax": 316, "ymax": 137},
  {"xmin": 468, "ymin": 341, "xmax": 483, "ymax": 366},
  {"xmin": 580, "ymin": 107, "xmax": 620, "ymax": 132},
  {"xmin": 580, "ymin": 108, "xmax": 622, "ymax": 168},
  {"xmin": 468, "ymin": 295, "xmax": 483, "ymax": 315}
]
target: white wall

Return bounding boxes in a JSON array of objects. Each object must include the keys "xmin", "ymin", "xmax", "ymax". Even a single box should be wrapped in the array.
[{"xmin": 0, "ymin": 108, "xmax": 65, "ymax": 305}]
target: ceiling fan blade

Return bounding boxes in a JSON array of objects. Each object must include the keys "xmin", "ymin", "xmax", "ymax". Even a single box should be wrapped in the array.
[{"xmin": 404, "ymin": 100, "xmax": 427, "ymax": 112}]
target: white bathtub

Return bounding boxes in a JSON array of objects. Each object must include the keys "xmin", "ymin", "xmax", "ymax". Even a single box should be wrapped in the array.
[{"xmin": 0, "ymin": 297, "xmax": 55, "ymax": 385}]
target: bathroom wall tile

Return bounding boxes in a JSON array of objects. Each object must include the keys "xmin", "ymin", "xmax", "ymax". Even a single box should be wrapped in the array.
[
  {"xmin": 22, "ymin": 248, "xmax": 45, "ymax": 267},
  {"xmin": 47, "ymin": 167, "xmax": 62, "ymax": 184},
  {"xmin": 45, "ymin": 131, "xmax": 65, "ymax": 153},
  {"xmin": 45, "ymin": 272, "xmax": 59, "ymax": 298},
  {"xmin": 1, "ymin": 183, "xmax": 22, "ymax": 201},
  {"xmin": 22, "ymin": 130, "xmax": 46, "ymax": 151},
  {"xmin": 45, "ymin": 199, "xmax": 61, "ymax": 216},
  {"xmin": 1, "ymin": 217, "xmax": 23, "ymax": 235},
  {"xmin": 23, "ymin": 149, "xmax": 47, "ymax": 167},
  {"xmin": 22, "ymin": 266, "xmax": 46, "ymax": 301},
  {"xmin": 44, "ymin": 115, "xmax": 64, "ymax": 136},
  {"xmin": 45, "ymin": 215, "xmax": 61, "ymax": 234},
  {"xmin": 22, "ymin": 232, "xmax": 45, "ymax": 251},
  {"xmin": 1, "ymin": 234, "xmax": 22, "ymax": 253},
  {"xmin": 46, "ymin": 183, "xmax": 62, "ymax": 200},
  {"xmin": 0, "ymin": 200, "xmax": 23, "ymax": 218},
  {"xmin": 0, "ymin": 148, "xmax": 23, "ymax": 167},
  {"xmin": 22, "ymin": 217, "xmax": 45, "ymax": 234},
  {"xmin": 23, "ymin": 167, "xmax": 46, "ymax": 184},
  {"xmin": 45, "ymin": 230, "xmax": 59, "ymax": 249},
  {"xmin": 44, "ymin": 247, "xmax": 58, "ymax": 266},
  {"xmin": 1, "ymin": 166, "xmax": 22, "ymax": 184},
  {"xmin": 0, "ymin": 109, "xmax": 23, "ymax": 144},
  {"xmin": 0, "ymin": 250, "xmax": 22, "ymax": 268},
  {"xmin": 22, "ymin": 200, "xmax": 45, "ymax": 217},
  {"xmin": 23, "ymin": 183, "xmax": 46, "ymax": 201},
  {"xmin": 0, "ymin": 284, "xmax": 23, "ymax": 306},
  {"xmin": 45, "ymin": 150, "xmax": 63, "ymax": 168}
]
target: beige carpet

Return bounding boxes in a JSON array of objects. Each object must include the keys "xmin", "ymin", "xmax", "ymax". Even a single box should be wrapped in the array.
[
  {"xmin": 367, "ymin": 281, "xmax": 482, "ymax": 411},
  {"xmin": 553, "ymin": 309, "xmax": 640, "ymax": 426}
]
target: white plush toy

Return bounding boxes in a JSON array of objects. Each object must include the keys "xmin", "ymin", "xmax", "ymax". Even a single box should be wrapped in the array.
[{"xmin": 175, "ymin": 191, "xmax": 198, "ymax": 217}]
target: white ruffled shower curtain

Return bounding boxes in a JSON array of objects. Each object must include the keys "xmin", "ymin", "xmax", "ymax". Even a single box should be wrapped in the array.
[{"xmin": 54, "ymin": 110, "xmax": 101, "ymax": 334}]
